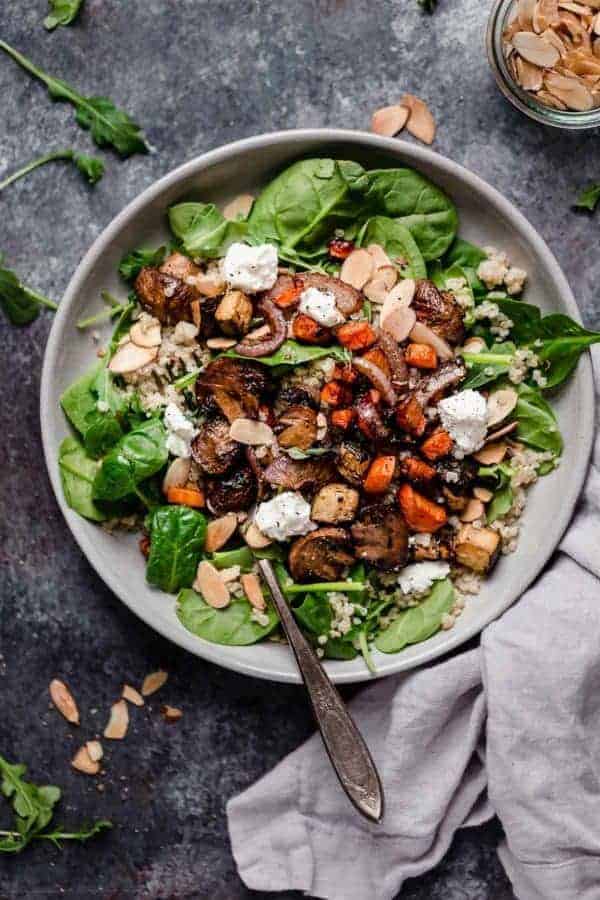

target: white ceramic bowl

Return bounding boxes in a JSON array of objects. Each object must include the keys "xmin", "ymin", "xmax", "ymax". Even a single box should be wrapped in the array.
[{"xmin": 40, "ymin": 130, "xmax": 594, "ymax": 684}]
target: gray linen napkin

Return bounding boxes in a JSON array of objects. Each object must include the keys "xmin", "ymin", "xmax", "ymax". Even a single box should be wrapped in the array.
[{"xmin": 227, "ymin": 357, "xmax": 600, "ymax": 900}]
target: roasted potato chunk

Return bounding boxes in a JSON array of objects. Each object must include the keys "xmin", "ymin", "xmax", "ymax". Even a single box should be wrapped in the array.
[
  {"xmin": 455, "ymin": 524, "xmax": 500, "ymax": 573},
  {"xmin": 311, "ymin": 483, "xmax": 360, "ymax": 524},
  {"xmin": 215, "ymin": 290, "xmax": 253, "ymax": 336}
]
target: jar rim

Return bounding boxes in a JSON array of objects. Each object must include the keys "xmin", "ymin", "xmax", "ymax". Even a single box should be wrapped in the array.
[{"xmin": 486, "ymin": 0, "xmax": 600, "ymax": 130}]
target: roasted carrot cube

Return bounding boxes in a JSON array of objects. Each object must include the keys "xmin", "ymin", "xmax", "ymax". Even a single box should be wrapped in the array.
[
  {"xmin": 328, "ymin": 238, "xmax": 355, "ymax": 260},
  {"xmin": 400, "ymin": 456, "xmax": 437, "ymax": 483},
  {"xmin": 421, "ymin": 429, "xmax": 453, "ymax": 461},
  {"xmin": 395, "ymin": 396, "xmax": 426, "ymax": 437},
  {"xmin": 320, "ymin": 380, "xmax": 353, "ymax": 408},
  {"xmin": 361, "ymin": 346, "xmax": 392, "ymax": 377},
  {"xmin": 363, "ymin": 455, "xmax": 396, "ymax": 494},
  {"xmin": 333, "ymin": 364, "xmax": 359, "ymax": 384},
  {"xmin": 336, "ymin": 321, "xmax": 377, "ymax": 351},
  {"xmin": 330, "ymin": 408, "xmax": 355, "ymax": 429},
  {"xmin": 397, "ymin": 484, "xmax": 447, "ymax": 533},
  {"xmin": 368, "ymin": 388, "xmax": 381, "ymax": 405},
  {"xmin": 405, "ymin": 342, "xmax": 438, "ymax": 369},
  {"xmin": 166, "ymin": 486, "xmax": 205, "ymax": 508},
  {"xmin": 273, "ymin": 284, "xmax": 303, "ymax": 308},
  {"xmin": 292, "ymin": 313, "xmax": 331, "ymax": 345}
]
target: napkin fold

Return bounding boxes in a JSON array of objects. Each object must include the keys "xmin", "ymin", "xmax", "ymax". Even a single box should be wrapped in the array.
[{"xmin": 228, "ymin": 358, "xmax": 600, "ymax": 900}]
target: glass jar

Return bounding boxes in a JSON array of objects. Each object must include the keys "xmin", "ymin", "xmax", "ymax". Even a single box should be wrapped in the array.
[{"xmin": 486, "ymin": 0, "xmax": 600, "ymax": 130}]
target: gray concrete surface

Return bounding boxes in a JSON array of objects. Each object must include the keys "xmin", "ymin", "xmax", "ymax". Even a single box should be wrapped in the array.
[{"xmin": 1, "ymin": 0, "xmax": 598, "ymax": 897}]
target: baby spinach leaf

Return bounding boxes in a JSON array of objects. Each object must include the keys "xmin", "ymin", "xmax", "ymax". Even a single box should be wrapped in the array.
[
  {"xmin": 357, "ymin": 216, "xmax": 427, "ymax": 278},
  {"xmin": 534, "ymin": 314, "xmax": 600, "ymax": 389},
  {"xmin": 82, "ymin": 412, "xmax": 124, "ymax": 458},
  {"xmin": 247, "ymin": 158, "xmax": 365, "ymax": 261},
  {"xmin": 168, "ymin": 203, "xmax": 246, "ymax": 258},
  {"xmin": 323, "ymin": 638, "xmax": 358, "ymax": 660},
  {"xmin": 0, "ymin": 259, "xmax": 58, "ymax": 325},
  {"xmin": 0, "ymin": 40, "xmax": 148, "ymax": 157},
  {"xmin": 443, "ymin": 237, "xmax": 487, "ymax": 269},
  {"xmin": 60, "ymin": 363, "xmax": 102, "ymax": 435},
  {"xmin": 61, "ymin": 360, "xmax": 127, "ymax": 458},
  {"xmin": 494, "ymin": 299, "xmax": 541, "ymax": 343},
  {"xmin": 58, "ymin": 436, "xmax": 109, "ymax": 521},
  {"xmin": 461, "ymin": 341, "xmax": 516, "ymax": 390},
  {"xmin": 177, "ymin": 589, "xmax": 278, "ymax": 645},
  {"xmin": 294, "ymin": 593, "xmax": 332, "ymax": 636},
  {"xmin": 0, "ymin": 150, "xmax": 103, "ymax": 192},
  {"xmin": 44, "ymin": 0, "xmax": 83, "ymax": 30},
  {"xmin": 574, "ymin": 183, "xmax": 600, "ymax": 212},
  {"xmin": 146, "ymin": 506, "xmax": 207, "ymax": 593},
  {"xmin": 225, "ymin": 340, "xmax": 350, "ymax": 368},
  {"xmin": 478, "ymin": 462, "xmax": 514, "ymax": 523},
  {"xmin": 374, "ymin": 578, "xmax": 454, "ymax": 654},
  {"xmin": 515, "ymin": 383, "xmax": 563, "ymax": 455},
  {"xmin": 119, "ymin": 245, "xmax": 166, "ymax": 281},
  {"xmin": 92, "ymin": 417, "xmax": 168, "ymax": 501},
  {"xmin": 352, "ymin": 168, "xmax": 458, "ymax": 260}
]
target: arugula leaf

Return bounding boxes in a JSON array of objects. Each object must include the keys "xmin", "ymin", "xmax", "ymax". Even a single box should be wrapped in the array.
[
  {"xmin": 0, "ymin": 257, "xmax": 58, "ymax": 325},
  {"xmin": 225, "ymin": 340, "xmax": 350, "ymax": 368},
  {"xmin": 0, "ymin": 150, "xmax": 103, "ymax": 191},
  {"xmin": 92, "ymin": 417, "xmax": 168, "ymax": 502},
  {"xmin": 119, "ymin": 246, "xmax": 166, "ymax": 281},
  {"xmin": 0, "ymin": 754, "xmax": 110, "ymax": 854},
  {"xmin": 375, "ymin": 578, "xmax": 454, "ymax": 654},
  {"xmin": 146, "ymin": 506, "xmax": 207, "ymax": 593},
  {"xmin": 574, "ymin": 183, "xmax": 600, "ymax": 212},
  {"xmin": 357, "ymin": 216, "xmax": 427, "ymax": 278},
  {"xmin": 168, "ymin": 203, "xmax": 246, "ymax": 258},
  {"xmin": 515, "ymin": 383, "xmax": 563, "ymax": 455},
  {"xmin": 0, "ymin": 40, "xmax": 148, "ymax": 157},
  {"xmin": 461, "ymin": 341, "xmax": 516, "ymax": 390},
  {"xmin": 177, "ymin": 588, "xmax": 279, "ymax": 645},
  {"xmin": 58, "ymin": 436, "xmax": 110, "ymax": 521},
  {"xmin": 44, "ymin": 0, "xmax": 83, "ymax": 30}
]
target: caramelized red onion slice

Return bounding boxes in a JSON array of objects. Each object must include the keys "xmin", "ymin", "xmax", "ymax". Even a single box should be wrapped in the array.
[
  {"xmin": 375, "ymin": 329, "xmax": 409, "ymax": 391},
  {"xmin": 235, "ymin": 299, "xmax": 286, "ymax": 358},
  {"xmin": 352, "ymin": 356, "xmax": 398, "ymax": 407},
  {"xmin": 409, "ymin": 321, "xmax": 454, "ymax": 361}
]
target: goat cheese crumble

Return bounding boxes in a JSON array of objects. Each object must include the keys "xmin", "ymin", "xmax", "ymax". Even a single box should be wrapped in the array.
[
  {"xmin": 163, "ymin": 403, "xmax": 198, "ymax": 458},
  {"xmin": 298, "ymin": 286, "xmax": 345, "ymax": 327},
  {"xmin": 255, "ymin": 491, "xmax": 316, "ymax": 541},
  {"xmin": 223, "ymin": 242, "xmax": 278, "ymax": 292},
  {"xmin": 438, "ymin": 389, "xmax": 488, "ymax": 456},
  {"xmin": 398, "ymin": 561, "xmax": 450, "ymax": 595}
]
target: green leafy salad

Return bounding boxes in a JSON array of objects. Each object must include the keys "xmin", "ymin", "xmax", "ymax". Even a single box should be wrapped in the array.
[{"xmin": 58, "ymin": 157, "xmax": 599, "ymax": 672}]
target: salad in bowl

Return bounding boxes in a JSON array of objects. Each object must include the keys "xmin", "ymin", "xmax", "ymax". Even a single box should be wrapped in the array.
[{"xmin": 58, "ymin": 156, "xmax": 599, "ymax": 673}]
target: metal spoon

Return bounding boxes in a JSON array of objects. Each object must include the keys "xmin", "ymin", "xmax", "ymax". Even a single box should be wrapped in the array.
[{"xmin": 258, "ymin": 558, "xmax": 384, "ymax": 823}]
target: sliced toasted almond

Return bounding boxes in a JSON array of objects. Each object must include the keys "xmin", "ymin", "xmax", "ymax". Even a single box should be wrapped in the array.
[
  {"xmin": 473, "ymin": 441, "xmax": 508, "ymax": 465},
  {"xmin": 366, "ymin": 243, "xmax": 393, "ymax": 270},
  {"xmin": 564, "ymin": 49, "xmax": 600, "ymax": 73},
  {"xmin": 130, "ymin": 319, "xmax": 162, "ymax": 348},
  {"xmin": 72, "ymin": 746, "xmax": 100, "ymax": 775},
  {"xmin": 370, "ymin": 104, "xmax": 409, "ymax": 137},
  {"xmin": 513, "ymin": 31, "xmax": 561, "ymax": 66},
  {"xmin": 462, "ymin": 336, "xmax": 487, "ymax": 353},
  {"xmin": 558, "ymin": 10, "xmax": 592, "ymax": 47},
  {"xmin": 108, "ymin": 341, "xmax": 158, "ymax": 374},
  {"xmin": 533, "ymin": 0, "xmax": 560, "ymax": 31},
  {"xmin": 544, "ymin": 69, "xmax": 594, "ymax": 106},
  {"xmin": 558, "ymin": 0, "xmax": 593, "ymax": 15},
  {"xmin": 206, "ymin": 336, "xmax": 237, "ymax": 350},
  {"xmin": 487, "ymin": 388, "xmax": 519, "ymax": 428},
  {"xmin": 363, "ymin": 266, "xmax": 398, "ymax": 303},
  {"xmin": 229, "ymin": 418, "xmax": 275, "ymax": 445},
  {"xmin": 541, "ymin": 27, "xmax": 568, "ymax": 54},
  {"xmin": 49, "ymin": 679, "xmax": 80, "ymax": 725},
  {"xmin": 486, "ymin": 420, "xmax": 519, "ymax": 442},
  {"xmin": 536, "ymin": 87, "xmax": 569, "ymax": 106},
  {"xmin": 223, "ymin": 193, "xmax": 254, "ymax": 220},
  {"xmin": 386, "ymin": 278, "xmax": 416, "ymax": 306},
  {"xmin": 243, "ymin": 521, "xmax": 272, "ymax": 549},
  {"xmin": 103, "ymin": 699, "xmax": 129, "ymax": 740},
  {"xmin": 401, "ymin": 94, "xmax": 437, "ymax": 145},
  {"xmin": 190, "ymin": 298, "xmax": 202, "ymax": 329},
  {"xmin": 205, "ymin": 513, "xmax": 238, "ymax": 552},
  {"xmin": 473, "ymin": 486, "xmax": 494, "ymax": 503},
  {"xmin": 161, "ymin": 705, "xmax": 183, "ymax": 722},
  {"xmin": 380, "ymin": 296, "xmax": 417, "ymax": 343},
  {"xmin": 86, "ymin": 740, "xmax": 104, "ymax": 762},
  {"xmin": 409, "ymin": 321, "xmax": 454, "ymax": 361},
  {"xmin": 162, "ymin": 458, "xmax": 192, "ymax": 494},
  {"xmin": 516, "ymin": 55, "xmax": 545, "ymax": 89},
  {"xmin": 460, "ymin": 499, "xmax": 486, "ymax": 523},
  {"xmin": 244, "ymin": 324, "xmax": 272, "ymax": 342},
  {"xmin": 194, "ymin": 560, "xmax": 231, "ymax": 608},
  {"xmin": 240, "ymin": 573, "xmax": 266, "ymax": 611},
  {"xmin": 594, "ymin": 12, "xmax": 600, "ymax": 33},
  {"xmin": 141, "ymin": 670, "xmax": 168, "ymax": 696},
  {"xmin": 518, "ymin": 0, "xmax": 538, "ymax": 26},
  {"xmin": 340, "ymin": 249, "xmax": 375, "ymax": 290},
  {"xmin": 122, "ymin": 684, "xmax": 145, "ymax": 706}
]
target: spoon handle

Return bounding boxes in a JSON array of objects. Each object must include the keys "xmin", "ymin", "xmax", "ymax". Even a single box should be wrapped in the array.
[{"xmin": 258, "ymin": 559, "xmax": 384, "ymax": 823}]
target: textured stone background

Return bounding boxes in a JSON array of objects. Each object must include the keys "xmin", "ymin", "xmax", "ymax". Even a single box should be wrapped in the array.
[{"xmin": 1, "ymin": 0, "xmax": 599, "ymax": 897}]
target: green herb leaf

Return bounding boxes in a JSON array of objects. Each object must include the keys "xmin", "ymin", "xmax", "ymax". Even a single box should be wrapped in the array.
[
  {"xmin": 44, "ymin": 0, "xmax": 83, "ymax": 30},
  {"xmin": 73, "ymin": 152, "xmax": 104, "ymax": 184},
  {"xmin": 58, "ymin": 436, "xmax": 110, "ymax": 521},
  {"xmin": 443, "ymin": 237, "xmax": 487, "ymax": 269},
  {"xmin": 0, "ymin": 150, "xmax": 103, "ymax": 192},
  {"xmin": 461, "ymin": 341, "xmax": 517, "ymax": 390},
  {"xmin": 357, "ymin": 216, "xmax": 427, "ymax": 279},
  {"xmin": 177, "ymin": 588, "xmax": 278, "ymax": 645},
  {"xmin": 294, "ymin": 593, "xmax": 332, "ymax": 636},
  {"xmin": 0, "ymin": 40, "xmax": 148, "ymax": 157},
  {"xmin": 146, "ymin": 506, "xmax": 207, "ymax": 593},
  {"xmin": 535, "ymin": 314, "xmax": 600, "ymax": 389},
  {"xmin": 119, "ymin": 246, "xmax": 166, "ymax": 281},
  {"xmin": 92, "ymin": 417, "xmax": 168, "ymax": 501},
  {"xmin": 515, "ymin": 383, "xmax": 563, "ymax": 455},
  {"xmin": 375, "ymin": 578, "xmax": 454, "ymax": 654},
  {"xmin": 574, "ymin": 183, "xmax": 600, "ymax": 212},
  {"xmin": 225, "ymin": 340, "xmax": 350, "ymax": 368},
  {"xmin": 0, "ymin": 259, "xmax": 58, "ymax": 325},
  {"xmin": 168, "ymin": 203, "xmax": 246, "ymax": 258},
  {"xmin": 478, "ymin": 462, "xmax": 515, "ymax": 523}
]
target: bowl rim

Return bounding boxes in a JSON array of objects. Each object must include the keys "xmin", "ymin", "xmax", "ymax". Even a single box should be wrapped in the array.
[{"xmin": 40, "ymin": 128, "xmax": 595, "ymax": 684}]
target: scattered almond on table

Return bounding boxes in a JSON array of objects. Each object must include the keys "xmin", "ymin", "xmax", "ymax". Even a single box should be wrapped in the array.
[
  {"xmin": 371, "ymin": 94, "xmax": 436, "ymax": 144},
  {"xmin": 49, "ymin": 678, "xmax": 80, "ymax": 725}
]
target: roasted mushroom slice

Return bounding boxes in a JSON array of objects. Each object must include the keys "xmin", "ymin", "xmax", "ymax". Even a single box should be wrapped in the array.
[
  {"xmin": 454, "ymin": 524, "xmax": 500, "ymax": 574},
  {"xmin": 159, "ymin": 251, "xmax": 201, "ymax": 282},
  {"xmin": 336, "ymin": 442, "xmax": 371, "ymax": 486},
  {"xmin": 264, "ymin": 455, "xmax": 336, "ymax": 492},
  {"xmin": 411, "ymin": 530, "xmax": 455, "ymax": 563},
  {"xmin": 297, "ymin": 272, "xmax": 363, "ymax": 316},
  {"xmin": 276, "ymin": 385, "xmax": 318, "ymax": 411},
  {"xmin": 288, "ymin": 528, "xmax": 354, "ymax": 582},
  {"xmin": 413, "ymin": 359, "xmax": 466, "ymax": 406},
  {"xmin": 262, "ymin": 273, "xmax": 302, "ymax": 309},
  {"xmin": 276, "ymin": 406, "xmax": 318, "ymax": 450},
  {"xmin": 413, "ymin": 280, "xmax": 465, "ymax": 345},
  {"xmin": 351, "ymin": 506, "xmax": 409, "ymax": 570},
  {"xmin": 191, "ymin": 416, "xmax": 241, "ymax": 475},
  {"xmin": 311, "ymin": 483, "xmax": 360, "ymax": 524},
  {"xmin": 134, "ymin": 267, "xmax": 198, "ymax": 325},
  {"xmin": 206, "ymin": 465, "xmax": 258, "ymax": 515},
  {"xmin": 195, "ymin": 357, "xmax": 271, "ymax": 418}
]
